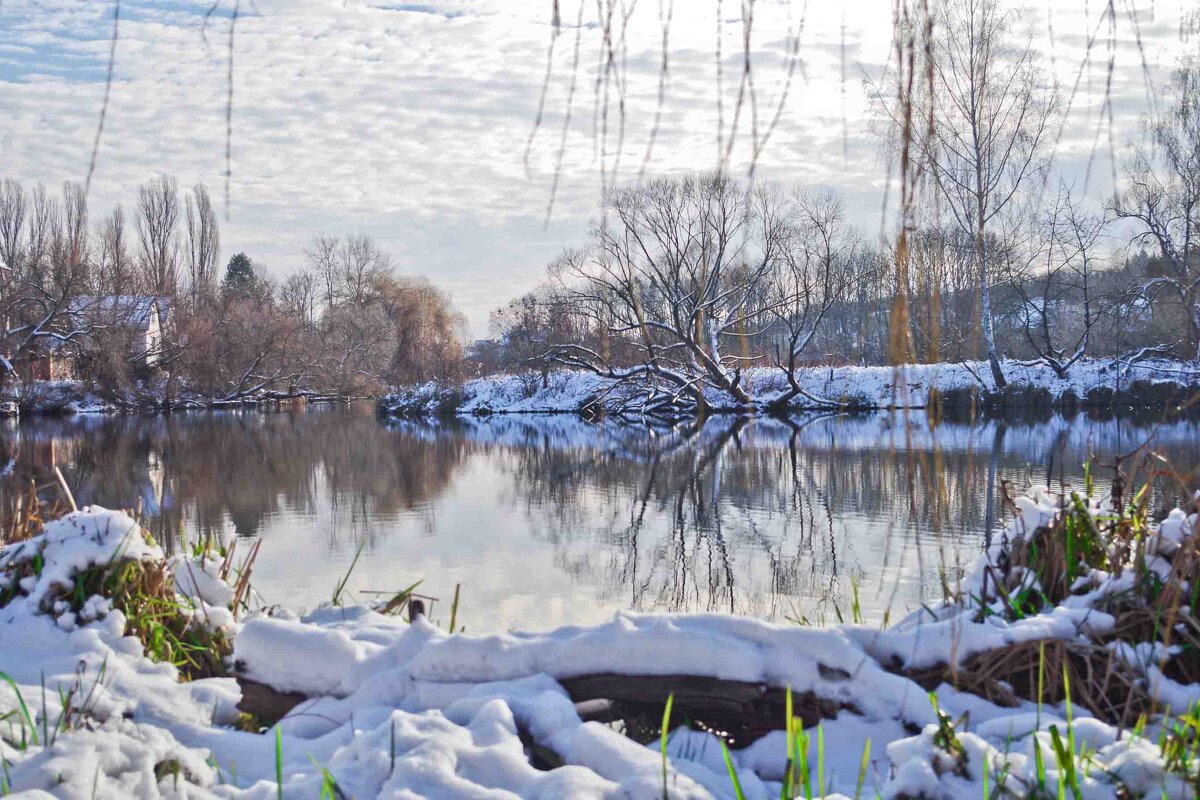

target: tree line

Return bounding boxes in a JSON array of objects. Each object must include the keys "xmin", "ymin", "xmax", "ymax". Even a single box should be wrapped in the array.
[
  {"xmin": 0, "ymin": 175, "xmax": 465, "ymax": 401},
  {"xmin": 480, "ymin": 0, "xmax": 1200, "ymax": 411}
]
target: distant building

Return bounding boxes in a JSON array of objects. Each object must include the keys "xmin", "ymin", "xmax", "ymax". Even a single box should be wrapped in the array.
[
  {"xmin": 18, "ymin": 353, "xmax": 75, "ymax": 383},
  {"xmin": 10, "ymin": 296, "xmax": 171, "ymax": 383},
  {"xmin": 69, "ymin": 296, "xmax": 171, "ymax": 369}
]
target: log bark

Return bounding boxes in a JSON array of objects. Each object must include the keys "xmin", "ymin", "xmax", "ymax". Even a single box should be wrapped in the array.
[
  {"xmin": 559, "ymin": 673, "xmax": 845, "ymax": 745},
  {"xmin": 235, "ymin": 677, "xmax": 309, "ymax": 727},
  {"xmin": 236, "ymin": 672, "xmax": 847, "ymax": 749}
]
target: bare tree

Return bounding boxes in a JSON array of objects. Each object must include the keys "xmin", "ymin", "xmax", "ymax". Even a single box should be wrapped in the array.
[
  {"xmin": 136, "ymin": 175, "xmax": 181, "ymax": 297},
  {"xmin": 1111, "ymin": 52, "xmax": 1200, "ymax": 355},
  {"xmin": 881, "ymin": 0, "xmax": 1057, "ymax": 389},
  {"xmin": 25, "ymin": 184, "xmax": 60, "ymax": 288},
  {"xmin": 547, "ymin": 174, "xmax": 781, "ymax": 412},
  {"xmin": 185, "ymin": 183, "xmax": 220, "ymax": 303},
  {"xmin": 490, "ymin": 284, "xmax": 595, "ymax": 385},
  {"xmin": 339, "ymin": 233, "xmax": 391, "ymax": 308},
  {"xmin": 766, "ymin": 188, "xmax": 862, "ymax": 407},
  {"xmin": 279, "ymin": 268, "xmax": 319, "ymax": 327},
  {"xmin": 374, "ymin": 274, "xmax": 466, "ymax": 386},
  {"xmin": 1012, "ymin": 187, "xmax": 1102, "ymax": 377},
  {"xmin": 96, "ymin": 206, "xmax": 134, "ymax": 296},
  {"xmin": 304, "ymin": 233, "xmax": 340, "ymax": 311},
  {"xmin": 59, "ymin": 181, "xmax": 90, "ymax": 285},
  {"xmin": 216, "ymin": 300, "xmax": 308, "ymax": 400},
  {"xmin": 0, "ymin": 179, "xmax": 27, "ymax": 274},
  {"xmin": 907, "ymin": 228, "xmax": 979, "ymax": 362},
  {"xmin": 1, "ymin": 260, "xmax": 94, "ymax": 375}
]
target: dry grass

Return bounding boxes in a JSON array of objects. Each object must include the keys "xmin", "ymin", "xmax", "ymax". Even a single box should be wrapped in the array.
[
  {"xmin": 1, "ymin": 480, "xmax": 70, "ymax": 547},
  {"xmin": 912, "ymin": 638, "xmax": 1150, "ymax": 728},
  {"xmin": 910, "ymin": 456, "xmax": 1200, "ymax": 729}
]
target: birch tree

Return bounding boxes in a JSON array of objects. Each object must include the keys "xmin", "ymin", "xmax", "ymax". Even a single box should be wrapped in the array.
[{"xmin": 891, "ymin": 0, "xmax": 1057, "ymax": 389}]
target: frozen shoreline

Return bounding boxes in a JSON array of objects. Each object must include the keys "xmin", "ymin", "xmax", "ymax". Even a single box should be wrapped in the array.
[
  {"xmin": 0, "ymin": 380, "xmax": 356, "ymax": 418},
  {"xmin": 1, "ymin": 488, "xmax": 1198, "ymax": 798},
  {"xmin": 381, "ymin": 357, "xmax": 1200, "ymax": 418}
]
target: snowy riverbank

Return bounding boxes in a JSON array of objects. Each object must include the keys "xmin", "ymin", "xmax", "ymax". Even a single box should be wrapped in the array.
[
  {"xmin": 1, "ymin": 484, "xmax": 1198, "ymax": 798},
  {"xmin": 381, "ymin": 357, "xmax": 1200, "ymax": 417},
  {"xmin": 0, "ymin": 380, "xmax": 352, "ymax": 418}
]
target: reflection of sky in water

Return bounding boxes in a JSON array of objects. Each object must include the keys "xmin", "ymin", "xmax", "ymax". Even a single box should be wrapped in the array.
[{"xmin": 1, "ymin": 407, "xmax": 1197, "ymax": 633}]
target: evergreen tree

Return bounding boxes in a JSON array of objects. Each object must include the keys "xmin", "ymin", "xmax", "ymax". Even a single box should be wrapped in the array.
[{"xmin": 222, "ymin": 252, "xmax": 257, "ymax": 299}]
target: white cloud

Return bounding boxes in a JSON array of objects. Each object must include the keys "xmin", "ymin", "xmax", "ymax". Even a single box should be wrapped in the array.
[{"xmin": 0, "ymin": 0, "xmax": 1186, "ymax": 334}]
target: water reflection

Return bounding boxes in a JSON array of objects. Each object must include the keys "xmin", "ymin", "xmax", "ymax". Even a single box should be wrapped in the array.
[{"xmin": 1, "ymin": 406, "xmax": 1197, "ymax": 631}]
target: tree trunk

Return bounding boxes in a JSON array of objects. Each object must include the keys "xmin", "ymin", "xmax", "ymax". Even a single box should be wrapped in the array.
[
  {"xmin": 976, "ymin": 214, "xmax": 1006, "ymax": 391},
  {"xmin": 1188, "ymin": 289, "xmax": 1200, "ymax": 358}
]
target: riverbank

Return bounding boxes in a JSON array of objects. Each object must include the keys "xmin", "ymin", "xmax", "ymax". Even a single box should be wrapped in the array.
[
  {"xmin": 0, "ymin": 379, "xmax": 357, "ymax": 418},
  {"xmin": 381, "ymin": 357, "xmax": 1200, "ymax": 418},
  {"xmin": 1, "ymin": 478, "xmax": 1197, "ymax": 798}
]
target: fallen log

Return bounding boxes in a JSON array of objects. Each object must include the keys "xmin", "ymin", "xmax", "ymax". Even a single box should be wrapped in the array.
[
  {"xmin": 559, "ymin": 673, "xmax": 845, "ymax": 746},
  {"xmin": 235, "ymin": 677, "xmax": 309, "ymax": 727},
  {"xmin": 236, "ymin": 672, "xmax": 847, "ymax": 748}
]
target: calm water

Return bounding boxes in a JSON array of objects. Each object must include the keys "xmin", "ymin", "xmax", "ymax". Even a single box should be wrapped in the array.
[{"xmin": 2, "ymin": 405, "xmax": 1197, "ymax": 632}]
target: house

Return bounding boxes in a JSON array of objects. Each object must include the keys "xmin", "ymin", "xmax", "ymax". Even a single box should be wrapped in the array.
[
  {"xmin": 68, "ymin": 295, "xmax": 171, "ymax": 369},
  {"xmin": 4, "ymin": 296, "xmax": 171, "ymax": 383},
  {"xmin": 17, "ymin": 353, "xmax": 76, "ymax": 382}
]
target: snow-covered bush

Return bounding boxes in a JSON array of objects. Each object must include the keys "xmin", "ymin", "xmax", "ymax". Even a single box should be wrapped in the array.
[{"xmin": 1, "ymin": 506, "xmax": 244, "ymax": 679}]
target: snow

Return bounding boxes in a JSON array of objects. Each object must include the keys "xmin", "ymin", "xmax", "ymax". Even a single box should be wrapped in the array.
[
  {"xmin": 0, "ymin": 507, "xmax": 161, "ymax": 612},
  {"xmin": 1, "ymin": 498, "xmax": 1198, "ymax": 798},
  {"xmin": 6, "ymin": 377, "xmax": 349, "ymax": 419},
  {"xmin": 382, "ymin": 357, "xmax": 1200, "ymax": 416},
  {"xmin": 233, "ymin": 612, "xmax": 934, "ymax": 728}
]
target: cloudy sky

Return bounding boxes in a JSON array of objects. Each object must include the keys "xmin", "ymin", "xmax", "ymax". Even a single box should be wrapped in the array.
[{"xmin": 0, "ymin": 0, "xmax": 1191, "ymax": 335}]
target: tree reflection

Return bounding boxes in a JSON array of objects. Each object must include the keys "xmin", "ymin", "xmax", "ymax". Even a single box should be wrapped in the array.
[
  {"xmin": 0, "ymin": 406, "xmax": 468, "ymax": 549},
  {"xmin": 496, "ymin": 411, "xmax": 1200, "ymax": 620},
  {"xmin": 1, "ymin": 407, "xmax": 1196, "ymax": 624}
]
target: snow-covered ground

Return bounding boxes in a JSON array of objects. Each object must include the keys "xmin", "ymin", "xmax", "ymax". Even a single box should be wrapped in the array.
[
  {"xmin": 382, "ymin": 357, "xmax": 1200, "ymax": 416},
  {"xmin": 1, "ymin": 493, "xmax": 1198, "ymax": 798},
  {"xmin": 2, "ymin": 379, "xmax": 350, "ymax": 417}
]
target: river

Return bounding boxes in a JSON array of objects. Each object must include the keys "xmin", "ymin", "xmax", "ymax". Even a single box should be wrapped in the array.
[{"xmin": 1, "ymin": 404, "xmax": 1196, "ymax": 632}]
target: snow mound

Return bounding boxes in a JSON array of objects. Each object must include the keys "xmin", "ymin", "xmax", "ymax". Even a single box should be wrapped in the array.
[{"xmin": 0, "ymin": 507, "xmax": 162, "ymax": 612}]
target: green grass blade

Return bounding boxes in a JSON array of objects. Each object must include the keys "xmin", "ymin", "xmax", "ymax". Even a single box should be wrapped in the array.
[
  {"xmin": 782, "ymin": 685, "xmax": 794, "ymax": 800},
  {"xmin": 817, "ymin": 725, "xmax": 825, "ymax": 798},
  {"xmin": 855, "ymin": 738, "xmax": 871, "ymax": 799},
  {"xmin": 274, "ymin": 726, "xmax": 284, "ymax": 800},
  {"xmin": 331, "ymin": 540, "xmax": 366, "ymax": 606},
  {"xmin": 720, "ymin": 740, "xmax": 747, "ymax": 800},
  {"xmin": 1033, "ymin": 731, "xmax": 1047, "ymax": 792},
  {"xmin": 660, "ymin": 693, "xmax": 674, "ymax": 800},
  {"xmin": 390, "ymin": 718, "xmax": 397, "ymax": 775},
  {"xmin": 0, "ymin": 672, "xmax": 37, "ymax": 747},
  {"xmin": 449, "ymin": 583, "xmax": 462, "ymax": 633},
  {"xmin": 305, "ymin": 755, "xmax": 338, "ymax": 800}
]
